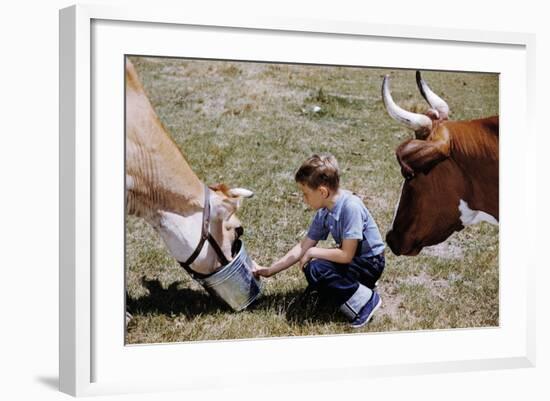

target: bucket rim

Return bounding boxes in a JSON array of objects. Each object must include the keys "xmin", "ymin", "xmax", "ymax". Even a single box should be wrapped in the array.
[{"xmin": 200, "ymin": 240, "xmax": 256, "ymax": 288}]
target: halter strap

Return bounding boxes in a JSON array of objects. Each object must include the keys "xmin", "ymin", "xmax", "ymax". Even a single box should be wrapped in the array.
[{"xmin": 178, "ymin": 184, "xmax": 230, "ymax": 280}]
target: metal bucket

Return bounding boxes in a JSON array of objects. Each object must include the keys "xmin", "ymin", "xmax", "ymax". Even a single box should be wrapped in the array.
[{"xmin": 197, "ymin": 240, "xmax": 262, "ymax": 311}]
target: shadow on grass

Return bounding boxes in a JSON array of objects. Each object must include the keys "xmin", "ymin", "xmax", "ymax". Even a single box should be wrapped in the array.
[
  {"xmin": 126, "ymin": 278, "xmax": 230, "ymax": 318},
  {"xmin": 249, "ymin": 286, "xmax": 346, "ymax": 325},
  {"xmin": 127, "ymin": 278, "xmax": 345, "ymax": 324}
]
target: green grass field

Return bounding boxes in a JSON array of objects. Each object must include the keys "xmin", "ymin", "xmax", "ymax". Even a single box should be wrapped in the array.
[{"xmin": 125, "ymin": 56, "xmax": 499, "ymax": 344}]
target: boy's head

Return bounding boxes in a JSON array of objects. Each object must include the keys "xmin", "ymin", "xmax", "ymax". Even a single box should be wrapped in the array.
[{"xmin": 295, "ymin": 154, "xmax": 340, "ymax": 209}]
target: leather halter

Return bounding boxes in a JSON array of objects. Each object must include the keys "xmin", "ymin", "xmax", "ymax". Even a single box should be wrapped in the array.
[{"xmin": 178, "ymin": 184, "xmax": 230, "ymax": 280}]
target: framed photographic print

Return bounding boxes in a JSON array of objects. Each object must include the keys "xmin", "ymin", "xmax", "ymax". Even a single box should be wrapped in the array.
[{"xmin": 59, "ymin": 4, "xmax": 536, "ymax": 397}]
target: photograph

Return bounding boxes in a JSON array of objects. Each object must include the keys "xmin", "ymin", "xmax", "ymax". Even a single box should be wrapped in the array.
[{"xmin": 124, "ymin": 55, "xmax": 499, "ymax": 344}]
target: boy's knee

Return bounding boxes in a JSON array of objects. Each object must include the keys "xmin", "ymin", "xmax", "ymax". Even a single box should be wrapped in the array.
[{"xmin": 303, "ymin": 259, "xmax": 333, "ymax": 285}]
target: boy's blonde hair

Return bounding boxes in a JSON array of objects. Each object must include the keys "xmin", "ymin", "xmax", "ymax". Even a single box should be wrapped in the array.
[{"xmin": 295, "ymin": 153, "xmax": 340, "ymax": 191}]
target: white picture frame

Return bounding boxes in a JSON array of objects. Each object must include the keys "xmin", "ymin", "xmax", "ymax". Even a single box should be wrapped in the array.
[{"xmin": 59, "ymin": 4, "xmax": 536, "ymax": 397}]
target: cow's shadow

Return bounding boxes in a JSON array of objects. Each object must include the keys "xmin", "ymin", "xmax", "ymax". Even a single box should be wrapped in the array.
[
  {"xmin": 127, "ymin": 278, "xmax": 344, "ymax": 324},
  {"xmin": 126, "ymin": 278, "xmax": 229, "ymax": 318}
]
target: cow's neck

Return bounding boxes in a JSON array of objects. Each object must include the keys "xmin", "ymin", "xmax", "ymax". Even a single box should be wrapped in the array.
[
  {"xmin": 452, "ymin": 156, "xmax": 499, "ymax": 222},
  {"xmin": 126, "ymin": 72, "xmax": 204, "ymax": 218},
  {"xmin": 450, "ymin": 130, "xmax": 499, "ymax": 221}
]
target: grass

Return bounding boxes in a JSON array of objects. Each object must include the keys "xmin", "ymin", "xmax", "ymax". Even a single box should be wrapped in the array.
[{"xmin": 125, "ymin": 56, "xmax": 499, "ymax": 344}]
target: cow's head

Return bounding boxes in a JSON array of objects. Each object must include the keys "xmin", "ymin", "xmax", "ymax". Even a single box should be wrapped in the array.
[
  {"xmin": 383, "ymin": 72, "xmax": 463, "ymax": 256},
  {"xmin": 208, "ymin": 183, "xmax": 254, "ymax": 259},
  {"xmin": 383, "ymin": 72, "xmax": 499, "ymax": 255},
  {"xmin": 155, "ymin": 184, "xmax": 254, "ymax": 275},
  {"xmin": 385, "ymin": 160, "xmax": 466, "ymax": 256}
]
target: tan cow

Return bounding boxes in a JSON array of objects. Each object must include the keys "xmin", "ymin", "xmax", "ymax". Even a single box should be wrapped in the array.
[{"xmin": 125, "ymin": 58, "xmax": 253, "ymax": 276}]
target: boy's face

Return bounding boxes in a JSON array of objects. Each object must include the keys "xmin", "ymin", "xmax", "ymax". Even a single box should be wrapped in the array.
[{"xmin": 298, "ymin": 182, "xmax": 328, "ymax": 210}]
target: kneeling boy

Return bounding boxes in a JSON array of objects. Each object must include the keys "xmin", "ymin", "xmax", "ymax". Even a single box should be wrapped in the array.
[{"xmin": 253, "ymin": 153, "xmax": 385, "ymax": 328}]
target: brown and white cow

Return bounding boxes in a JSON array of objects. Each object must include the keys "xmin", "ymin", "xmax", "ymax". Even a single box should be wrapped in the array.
[
  {"xmin": 383, "ymin": 71, "xmax": 499, "ymax": 256},
  {"xmin": 125, "ymin": 58, "xmax": 253, "ymax": 275}
]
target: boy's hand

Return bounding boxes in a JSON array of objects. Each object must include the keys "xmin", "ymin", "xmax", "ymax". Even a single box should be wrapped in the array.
[{"xmin": 252, "ymin": 261, "xmax": 273, "ymax": 278}]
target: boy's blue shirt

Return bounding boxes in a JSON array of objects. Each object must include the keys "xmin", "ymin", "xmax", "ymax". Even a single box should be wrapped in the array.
[{"xmin": 307, "ymin": 190, "xmax": 385, "ymax": 258}]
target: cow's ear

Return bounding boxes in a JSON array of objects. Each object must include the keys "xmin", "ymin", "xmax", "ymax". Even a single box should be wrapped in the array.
[
  {"xmin": 219, "ymin": 188, "xmax": 253, "ymax": 220},
  {"xmin": 209, "ymin": 184, "xmax": 254, "ymax": 199},
  {"xmin": 228, "ymin": 188, "xmax": 254, "ymax": 199}
]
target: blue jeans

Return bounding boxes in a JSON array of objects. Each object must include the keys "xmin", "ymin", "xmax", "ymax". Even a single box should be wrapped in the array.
[{"xmin": 303, "ymin": 253, "xmax": 385, "ymax": 307}]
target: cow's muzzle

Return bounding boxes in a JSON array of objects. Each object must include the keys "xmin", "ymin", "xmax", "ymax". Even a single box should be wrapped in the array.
[
  {"xmin": 235, "ymin": 226, "xmax": 244, "ymax": 238},
  {"xmin": 386, "ymin": 230, "xmax": 421, "ymax": 256},
  {"xmin": 386, "ymin": 230, "xmax": 401, "ymax": 256}
]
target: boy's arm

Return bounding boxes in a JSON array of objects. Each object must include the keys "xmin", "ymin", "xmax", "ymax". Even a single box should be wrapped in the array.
[
  {"xmin": 301, "ymin": 239, "xmax": 358, "ymax": 267},
  {"xmin": 301, "ymin": 198, "xmax": 363, "ymax": 267},
  {"xmin": 254, "ymin": 237, "xmax": 318, "ymax": 277}
]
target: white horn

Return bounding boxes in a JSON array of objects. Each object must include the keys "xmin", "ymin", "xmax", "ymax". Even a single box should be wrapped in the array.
[
  {"xmin": 382, "ymin": 75, "xmax": 432, "ymax": 131},
  {"xmin": 228, "ymin": 188, "xmax": 254, "ymax": 198},
  {"xmin": 416, "ymin": 71, "xmax": 450, "ymax": 120}
]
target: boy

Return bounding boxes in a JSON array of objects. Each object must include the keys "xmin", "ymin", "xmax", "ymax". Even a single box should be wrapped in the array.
[{"xmin": 253, "ymin": 153, "xmax": 385, "ymax": 328}]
